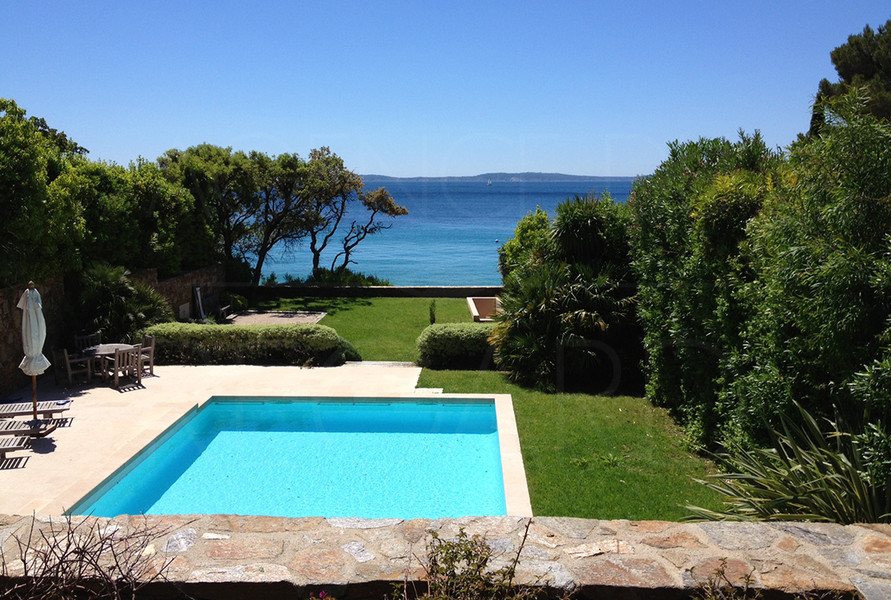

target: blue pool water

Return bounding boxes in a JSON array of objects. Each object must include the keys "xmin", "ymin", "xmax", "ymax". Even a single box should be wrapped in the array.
[{"xmin": 69, "ymin": 398, "xmax": 506, "ymax": 519}]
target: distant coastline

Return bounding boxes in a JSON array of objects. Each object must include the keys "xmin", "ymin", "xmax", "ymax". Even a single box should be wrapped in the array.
[{"xmin": 361, "ymin": 172, "xmax": 640, "ymax": 183}]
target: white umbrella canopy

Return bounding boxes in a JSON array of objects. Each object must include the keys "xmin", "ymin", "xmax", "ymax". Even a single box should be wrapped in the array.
[
  {"xmin": 17, "ymin": 282, "xmax": 51, "ymax": 377},
  {"xmin": 17, "ymin": 281, "xmax": 53, "ymax": 428}
]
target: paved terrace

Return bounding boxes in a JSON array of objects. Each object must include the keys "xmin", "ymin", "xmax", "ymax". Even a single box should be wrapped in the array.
[{"xmin": 1, "ymin": 365, "xmax": 890, "ymax": 599}]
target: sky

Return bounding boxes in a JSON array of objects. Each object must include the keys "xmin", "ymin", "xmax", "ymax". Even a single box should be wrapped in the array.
[{"xmin": 2, "ymin": 1, "xmax": 889, "ymax": 177}]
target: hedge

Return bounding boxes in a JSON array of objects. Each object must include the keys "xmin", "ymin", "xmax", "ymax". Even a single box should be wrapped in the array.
[
  {"xmin": 144, "ymin": 322, "xmax": 361, "ymax": 367},
  {"xmin": 416, "ymin": 323, "xmax": 495, "ymax": 370}
]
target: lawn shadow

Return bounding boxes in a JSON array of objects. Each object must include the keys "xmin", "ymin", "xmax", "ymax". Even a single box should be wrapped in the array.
[{"xmin": 256, "ymin": 296, "xmax": 373, "ymax": 316}]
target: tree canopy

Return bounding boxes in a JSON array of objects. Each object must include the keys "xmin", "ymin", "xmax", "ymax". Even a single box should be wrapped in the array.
[{"xmin": 809, "ymin": 18, "xmax": 891, "ymax": 134}]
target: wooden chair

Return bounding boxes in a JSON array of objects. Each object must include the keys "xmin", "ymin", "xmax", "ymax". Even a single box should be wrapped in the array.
[
  {"xmin": 74, "ymin": 331, "xmax": 103, "ymax": 377},
  {"xmin": 74, "ymin": 331, "xmax": 101, "ymax": 353},
  {"xmin": 139, "ymin": 334, "xmax": 155, "ymax": 376},
  {"xmin": 102, "ymin": 344, "xmax": 142, "ymax": 389},
  {"xmin": 52, "ymin": 348, "xmax": 92, "ymax": 387}
]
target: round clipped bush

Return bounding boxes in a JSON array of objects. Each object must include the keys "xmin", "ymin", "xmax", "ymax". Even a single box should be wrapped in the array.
[
  {"xmin": 144, "ymin": 322, "xmax": 360, "ymax": 366},
  {"xmin": 416, "ymin": 323, "xmax": 495, "ymax": 370}
]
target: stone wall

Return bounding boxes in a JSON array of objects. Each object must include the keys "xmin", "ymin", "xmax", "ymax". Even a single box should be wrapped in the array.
[
  {"xmin": 1, "ymin": 515, "xmax": 888, "ymax": 599},
  {"xmin": 246, "ymin": 285, "xmax": 504, "ymax": 300},
  {"xmin": 132, "ymin": 265, "xmax": 226, "ymax": 320},
  {"xmin": 0, "ymin": 278, "xmax": 66, "ymax": 398}
]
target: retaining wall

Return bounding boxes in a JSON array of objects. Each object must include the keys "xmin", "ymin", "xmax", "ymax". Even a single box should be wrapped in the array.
[
  {"xmin": 238, "ymin": 285, "xmax": 504, "ymax": 300},
  {"xmin": 1, "ymin": 515, "xmax": 889, "ymax": 599}
]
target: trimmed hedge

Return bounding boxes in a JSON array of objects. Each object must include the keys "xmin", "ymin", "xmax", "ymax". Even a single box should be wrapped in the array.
[
  {"xmin": 417, "ymin": 323, "xmax": 495, "ymax": 370},
  {"xmin": 144, "ymin": 322, "xmax": 361, "ymax": 366}
]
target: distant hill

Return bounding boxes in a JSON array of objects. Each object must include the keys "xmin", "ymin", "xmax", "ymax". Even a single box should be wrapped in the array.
[{"xmin": 361, "ymin": 172, "xmax": 639, "ymax": 183}]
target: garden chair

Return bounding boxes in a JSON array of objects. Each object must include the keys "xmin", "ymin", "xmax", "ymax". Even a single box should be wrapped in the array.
[
  {"xmin": 52, "ymin": 348, "xmax": 92, "ymax": 387},
  {"xmin": 139, "ymin": 334, "xmax": 155, "ymax": 376},
  {"xmin": 74, "ymin": 331, "xmax": 101, "ymax": 353},
  {"xmin": 102, "ymin": 344, "xmax": 142, "ymax": 390},
  {"xmin": 74, "ymin": 331, "xmax": 103, "ymax": 376}
]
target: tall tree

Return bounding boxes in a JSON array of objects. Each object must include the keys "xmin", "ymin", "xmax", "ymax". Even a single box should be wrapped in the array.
[
  {"xmin": 809, "ymin": 19, "xmax": 891, "ymax": 135},
  {"xmin": 302, "ymin": 147, "xmax": 407, "ymax": 275},
  {"xmin": 0, "ymin": 98, "xmax": 84, "ymax": 286},
  {"xmin": 158, "ymin": 144, "xmax": 253, "ymax": 276},
  {"xmin": 244, "ymin": 151, "xmax": 320, "ymax": 286},
  {"xmin": 332, "ymin": 187, "xmax": 408, "ymax": 271}
]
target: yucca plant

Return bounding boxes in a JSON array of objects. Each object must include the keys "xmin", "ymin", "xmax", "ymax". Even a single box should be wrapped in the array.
[{"xmin": 687, "ymin": 402, "xmax": 891, "ymax": 523}]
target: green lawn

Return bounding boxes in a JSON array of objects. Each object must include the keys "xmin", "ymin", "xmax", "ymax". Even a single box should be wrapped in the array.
[
  {"xmin": 255, "ymin": 296, "xmax": 470, "ymax": 361},
  {"xmin": 418, "ymin": 370, "xmax": 723, "ymax": 521},
  {"xmin": 258, "ymin": 296, "xmax": 723, "ymax": 520}
]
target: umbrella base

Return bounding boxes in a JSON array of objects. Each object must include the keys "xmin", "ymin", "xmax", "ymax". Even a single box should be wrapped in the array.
[{"xmin": 26, "ymin": 420, "xmax": 57, "ymax": 438}]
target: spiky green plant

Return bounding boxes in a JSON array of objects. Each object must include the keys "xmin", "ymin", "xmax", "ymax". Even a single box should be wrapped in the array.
[{"xmin": 687, "ymin": 402, "xmax": 891, "ymax": 523}]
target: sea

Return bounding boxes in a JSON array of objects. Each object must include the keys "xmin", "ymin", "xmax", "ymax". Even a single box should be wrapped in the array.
[{"xmin": 261, "ymin": 178, "xmax": 637, "ymax": 286}]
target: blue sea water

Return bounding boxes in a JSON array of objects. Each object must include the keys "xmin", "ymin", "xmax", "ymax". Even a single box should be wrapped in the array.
[{"xmin": 261, "ymin": 178, "xmax": 636, "ymax": 286}]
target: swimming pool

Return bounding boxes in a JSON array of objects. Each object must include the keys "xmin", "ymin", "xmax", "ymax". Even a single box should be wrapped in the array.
[{"xmin": 68, "ymin": 397, "xmax": 514, "ymax": 519}]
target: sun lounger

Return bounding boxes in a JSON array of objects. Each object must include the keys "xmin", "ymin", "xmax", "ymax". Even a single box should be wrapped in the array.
[
  {"xmin": 0, "ymin": 401, "xmax": 71, "ymax": 420},
  {"xmin": 0, "ymin": 419, "xmax": 57, "ymax": 437},
  {"xmin": 0, "ymin": 435, "xmax": 30, "ymax": 460}
]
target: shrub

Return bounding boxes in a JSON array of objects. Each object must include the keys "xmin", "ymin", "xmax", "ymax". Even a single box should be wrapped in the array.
[
  {"xmin": 417, "ymin": 323, "xmax": 495, "ymax": 370},
  {"xmin": 492, "ymin": 194, "xmax": 641, "ymax": 393},
  {"xmin": 687, "ymin": 403, "xmax": 891, "ymax": 524},
  {"xmin": 144, "ymin": 322, "xmax": 360, "ymax": 366},
  {"xmin": 295, "ymin": 267, "xmax": 391, "ymax": 286},
  {"xmin": 391, "ymin": 523, "xmax": 544, "ymax": 600},
  {"xmin": 221, "ymin": 291, "xmax": 249, "ymax": 311},
  {"xmin": 77, "ymin": 264, "xmax": 174, "ymax": 342}
]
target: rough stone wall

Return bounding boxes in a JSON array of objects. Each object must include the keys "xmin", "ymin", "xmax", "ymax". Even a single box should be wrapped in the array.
[
  {"xmin": 0, "ymin": 278, "xmax": 66, "ymax": 397},
  {"xmin": 1, "ymin": 515, "xmax": 888, "ymax": 600},
  {"xmin": 132, "ymin": 265, "xmax": 226, "ymax": 320}
]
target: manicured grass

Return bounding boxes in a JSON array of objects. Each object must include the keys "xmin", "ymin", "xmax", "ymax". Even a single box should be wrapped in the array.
[
  {"xmin": 418, "ymin": 369, "xmax": 723, "ymax": 521},
  {"xmin": 255, "ymin": 297, "xmax": 471, "ymax": 362}
]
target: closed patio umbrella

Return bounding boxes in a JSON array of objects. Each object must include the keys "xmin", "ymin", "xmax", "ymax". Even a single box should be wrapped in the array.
[{"xmin": 17, "ymin": 281, "xmax": 51, "ymax": 422}]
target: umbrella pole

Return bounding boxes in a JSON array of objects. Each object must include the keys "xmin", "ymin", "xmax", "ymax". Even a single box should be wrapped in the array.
[{"xmin": 31, "ymin": 374, "xmax": 38, "ymax": 420}]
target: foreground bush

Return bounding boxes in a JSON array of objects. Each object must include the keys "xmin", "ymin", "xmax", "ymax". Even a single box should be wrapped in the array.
[
  {"xmin": 687, "ymin": 403, "xmax": 891, "ymax": 524},
  {"xmin": 145, "ymin": 322, "xmax": 360, "ymax": 366},
  {"xmin": 417, "ymin": 323, "xmax": 495, "ymax": 370}
]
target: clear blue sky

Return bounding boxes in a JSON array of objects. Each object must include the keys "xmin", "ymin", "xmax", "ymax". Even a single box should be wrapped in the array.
[{"xmin": 3, "ymin": 1, "xmax": 888, "ymax": 177}]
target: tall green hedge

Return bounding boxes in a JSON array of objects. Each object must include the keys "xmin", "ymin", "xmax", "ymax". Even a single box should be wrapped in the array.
[
  {"xmin": 629, "ymin": 132, "xmax": 782, "ymax": 447},
  {"xmin": 145, "ymin": 322, "xmax": 360, "ymax": 366}
]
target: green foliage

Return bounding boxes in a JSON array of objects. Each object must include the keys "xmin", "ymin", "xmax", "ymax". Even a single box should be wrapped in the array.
[
  {"xmin": 77, "ymin": 264, "xmax": 174, "ymax": 342},
  {"xmin": 810, "ymin": 18, "xmax": 891, "ymax": 133},
  {"xmin": 0, "ymin": 98, "xmax": 85, "ymax": 286},
  {"xmin": 629, "ymin": 131, "xmax": 781, "ymax": 448},
  {"xmin": 417, "ymin": 323, "xmax": 495, "ymax": 369},
  {"xmin": 731, "ymin": 92, "xmax": 891, "ymax": 440},
  {"xmin": 687, "ymin": 403, "xmax": 891, "ymax": 524},
  {"xmin": 295, "ymin": 267, "xmax": 391, "ymax": 286},
  {"xmin": 144, "ymin": 322, "xmax": 360, "ymax": 366},
  {"xmin": 429, "ymin": 299, "xmax": 436, "ymax": 325},
  {"xmin": 498, "ymin": 206, "xmax": 551, "ymax": 278},
  {"xmin": 221, "ymin": 291, "xmax": 249, "ymax": 311},
  {"xmin": 492, "ymin": 194, "xmax": 640, "ymax": 393},
  {"xmin": 392, "ymin": 525, "xmax": 542, "ymax": 600}
]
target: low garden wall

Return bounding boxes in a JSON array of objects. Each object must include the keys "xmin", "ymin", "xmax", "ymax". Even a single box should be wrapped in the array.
[
  {"xmin": 1, "ymin": 514, "xmax": 888, "ymax": 599},
  {"xmin": 132, "ymin": 264, "xmax": 227, "ymax": 319},
  {"xmin": 241, "ymin": 285, "xmax": 504, "ymax": 300}
]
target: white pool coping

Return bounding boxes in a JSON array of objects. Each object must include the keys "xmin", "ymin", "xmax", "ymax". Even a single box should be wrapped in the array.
[{"xmin": 0, "ymin": 364, "xmax": 532, "ymax": 518}]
